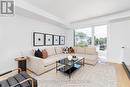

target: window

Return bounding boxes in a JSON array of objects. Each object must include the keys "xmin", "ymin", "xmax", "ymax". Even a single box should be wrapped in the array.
[{"xmin": 75, "ymin": 27, "xmax": 92, "ymax": 47}]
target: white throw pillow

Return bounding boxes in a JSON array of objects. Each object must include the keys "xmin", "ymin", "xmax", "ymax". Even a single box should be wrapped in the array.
[
  {"xmin": 55, "ymin": 47, "xmax": 63, "ymax": 54},
  {"xmin": 45, "ymin": 47, "xmax": 56, "ymax": 56}
]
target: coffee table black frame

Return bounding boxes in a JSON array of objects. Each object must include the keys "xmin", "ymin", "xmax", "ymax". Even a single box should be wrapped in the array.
[{"xmin": 56, "ymin": 57, "xmax": 85, "ymax": 78}]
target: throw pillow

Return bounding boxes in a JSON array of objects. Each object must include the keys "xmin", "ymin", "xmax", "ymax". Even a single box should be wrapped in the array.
[
  {"xmin": 63, "ymin": 47, "xmax": 69, "ymax": 54},
  {"xmin": 45, "ymin": 47, "xmax": 56, "ymax": 56},
  {"xmin": 32, "ymin": 49, "xmax": 35, "ymax": 56},
  {"xmin": 42, "ymin": 49, "xmax": 48, "ymax": 59},
  {"xmin": 34, "ymin": 49, "xmax": 43, "ymax": 58},
  {"xmin": 68, "ymin": 47, "xmax": 75, "ymax": 53},
  {"xmin": 55, "ymin": 47, "xmax": 63, "ymax": 54}
]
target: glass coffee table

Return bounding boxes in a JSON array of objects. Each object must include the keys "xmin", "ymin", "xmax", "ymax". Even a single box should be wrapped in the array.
[{"xmin": 56, "ymin": 57, "xmax": 85, "ymax": 78}]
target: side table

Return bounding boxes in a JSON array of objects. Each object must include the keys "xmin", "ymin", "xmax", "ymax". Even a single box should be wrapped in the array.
[{"xmin": 15, "ymin": 57, "xmax": 29, "ymax": 73}]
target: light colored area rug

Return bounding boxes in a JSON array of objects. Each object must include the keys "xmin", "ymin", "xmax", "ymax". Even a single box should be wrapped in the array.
[{"xmin": 30, "ymin": 63, "xmax": 117, "ymax": 87}]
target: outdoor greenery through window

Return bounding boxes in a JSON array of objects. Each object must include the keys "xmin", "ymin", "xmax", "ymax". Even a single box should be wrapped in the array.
[{"xmin": 75, "ymin": 27, "xmax": 92, "ymax": 47}]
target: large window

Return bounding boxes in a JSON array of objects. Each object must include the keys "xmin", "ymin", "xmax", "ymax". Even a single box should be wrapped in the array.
[
  {"xmin": 94, "ymin": 25, "xmax": 107, "ymax": 58},
  {"xmin": 75, "ymin": 27, "xmax": 92, "ymax": 47},
  {"xmin": 75, "ymin": 25, "xmax": 107, "ymax": 58}
]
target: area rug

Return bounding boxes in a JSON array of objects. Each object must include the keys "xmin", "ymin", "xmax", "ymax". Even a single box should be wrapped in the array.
[{"xmin": 30, "ymin": 63, "xmax": 117, "ymax": 87}]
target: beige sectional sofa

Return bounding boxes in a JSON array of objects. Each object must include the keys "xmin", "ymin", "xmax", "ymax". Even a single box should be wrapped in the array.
[
  {"xmin": 27, "ymin": 47, "xmax": 98, "ymax": 76},
  {"xmin": 74, "ymin": 47, "xmax": 98, "ymax": 65}
]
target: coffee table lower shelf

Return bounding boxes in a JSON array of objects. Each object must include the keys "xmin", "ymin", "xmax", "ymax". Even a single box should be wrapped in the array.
[{"xmin": 58, "ymin": 64, "xmax": 81, "ymax": 78}]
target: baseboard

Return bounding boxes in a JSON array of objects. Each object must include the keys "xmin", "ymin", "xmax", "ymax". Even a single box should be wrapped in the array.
[{"xmin": 107, "ymin": 58, "xmax": 122, "ymax": 64}]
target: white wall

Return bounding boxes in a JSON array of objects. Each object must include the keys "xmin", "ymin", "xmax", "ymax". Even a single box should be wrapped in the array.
[
  {"xmin": 107, "ymin": 19, "xmax": 130, "ymax": 63},
  {"xmin": 66, "ymin": 29, "xmax": 74, "ymax": 47},
  {"xmin": 0, "ymin": 14, "xmax": 70, "ymax": 74}
]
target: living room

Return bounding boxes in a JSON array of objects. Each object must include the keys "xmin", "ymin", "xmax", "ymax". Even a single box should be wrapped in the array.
[{"xmin": 0, "ymin": 0, "xmax": 130, "ymax": 87}]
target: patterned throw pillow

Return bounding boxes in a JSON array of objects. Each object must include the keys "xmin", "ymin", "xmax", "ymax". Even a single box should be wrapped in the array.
[
  {"xmin": 62, "ymin": 47, "xmax": 69, "ymax": 54},
  {"xmin": 42, "ymin": 49, "xmax": 48, "ymax": 59}
]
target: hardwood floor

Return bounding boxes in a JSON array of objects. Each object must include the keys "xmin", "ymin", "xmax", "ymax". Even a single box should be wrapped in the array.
[{"xmin": 114, "ymin": 63, "xmax": 130, "ymax": 87}]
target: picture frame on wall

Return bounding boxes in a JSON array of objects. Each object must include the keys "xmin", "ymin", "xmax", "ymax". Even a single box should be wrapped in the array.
[
  {"xmin": 45, "ymin": 34, "xmax": 53, "ymax": 46},
  {"xmin": 53, "ymin": 35, "xmax": 60, "ymax": 45},
  {"xmin": 33, "ymin": 32, "xmax": 44, "ymax": 46},
  {"xmin": 60, "ymin": 36, "xmax": 65, "ymax": 45}
]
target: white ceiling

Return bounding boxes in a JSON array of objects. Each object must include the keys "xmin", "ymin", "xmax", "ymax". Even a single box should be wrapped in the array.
[{"xmin": 26, "ymin": 0, "xmax": 130, "ymax": 22}]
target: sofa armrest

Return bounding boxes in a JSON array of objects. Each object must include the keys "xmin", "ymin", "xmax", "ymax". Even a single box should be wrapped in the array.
[
  {"xmin": 27, "ymin": 56, "xmax": 45, "ymax": 75},
  {"xmin": 28, "ymin": 56, "xmax": 44, "ymax": 62},
  {"xmin": 28, "ymin": 56, "xmax": 45, "ymax": 66}
]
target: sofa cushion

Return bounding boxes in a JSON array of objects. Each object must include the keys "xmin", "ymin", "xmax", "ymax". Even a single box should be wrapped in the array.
[
  {"xmin": 7, "ymin": 77, "xmax": 21, "ymax": 87},
  {"xmin": 74, "ymin": 53, "xmax": 86, "ymax": 58},
  {"xmin": 86, "ymin": 47, "xmax": 97, "ymax": 55},
  {"xmin": 75, "ymin": 47, "xmax": 85, "ymax": 54},
  {"xmin": 42, "ymin": 49, "xmax": 48, "ymax": 59},
  {"xmin": 20, "ymin": 71, "xmax": 38, "ymax": 87},
  {"xmin": 45, "ymin": 47, "xmax": 56, "ymax": 56},
  {"xmin": 43, "ymin": 54, "xmax": 67, "ymax": 66},
  {"xmin": 14, "ymin": 74, "xmax": 30, "ymax": 87},
  {"xmin": 85, "ymin": 59, "xmax": 98, "ymax": 65},
  {"xmin": 43, "ymin": 57, "xmax": 57, "ymax": 67},
  {"xmin": 55, "ymin": 47, "xmax": 63, "ymax": 54},
  {"xmin": 0, "ymin": 80, "xmax": 10, "ymax": 87},
  {"xmin": 86, "ymin": 54, "xmax": 98, "ymax": 61},
  {"xmin": 56, "ymin": 54, "xmax": 68, "ymax": 60}
]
